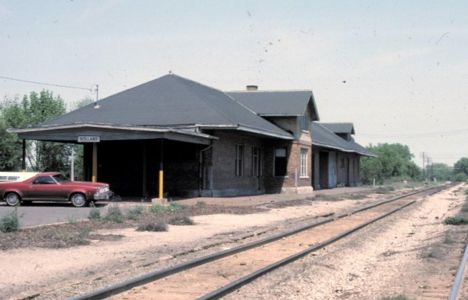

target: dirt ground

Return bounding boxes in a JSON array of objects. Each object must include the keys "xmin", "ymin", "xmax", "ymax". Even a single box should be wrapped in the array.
[
  {"xmin": 0, "ymin": 188, "xmax": 399, "ymax": 300},
  {"xmin": 224, "ymin": 184, "xmax": 468, "ymax": 300}
]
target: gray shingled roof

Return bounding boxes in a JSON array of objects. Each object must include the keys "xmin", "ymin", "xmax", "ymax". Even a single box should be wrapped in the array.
[
  {"xmin": 312, "ymin": 122, "xmax": 375, "ymax": 157},
  {"xmin": 226, "ymin": 91, "xmax": 319, "ymax": 120},
  {"xmin": 320, "ymin": 122, "xmax": 355, "ymax": 134},
  {"xmin": 36, "ymin": 74, "xmax": 292, "ymax": 140}
]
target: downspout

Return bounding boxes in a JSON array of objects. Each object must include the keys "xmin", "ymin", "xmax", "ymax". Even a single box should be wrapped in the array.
[{"xmin": 198, "ymin": 143, "xmax": 213, "ymax": 197}]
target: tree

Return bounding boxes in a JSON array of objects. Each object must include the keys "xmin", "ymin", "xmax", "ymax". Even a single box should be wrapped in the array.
[
  {"xmin": 431, "ymin": 163, "xmax": 453, "ymax": 181},
  {"xmin": 454, "ymin": 157, "xmax": 468, "ymax": 176},
  {"xmin": 360, "ymin": 143, "xmax": 421, "ymax": 184},
  {"xmin": 0, "ymin": 90, "xmax": 71, "ymax": 173}
]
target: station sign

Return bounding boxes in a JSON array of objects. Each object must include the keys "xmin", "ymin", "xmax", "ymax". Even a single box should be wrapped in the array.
[{"xmin": 77, "ymin": 136, "xmax": 100, "ymax": 143}]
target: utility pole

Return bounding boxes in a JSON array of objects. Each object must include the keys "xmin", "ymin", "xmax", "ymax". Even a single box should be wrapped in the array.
[
  {"xmin": 70, "ymin": 146, "xmax": 75, "ymax": 181},
  {"xmin": 421, "ymin": 152, "xmax": 426, "ymax": 180},
  {"xmin": 94, "ymin": 84, "xmax": 100, "ymax": 109}
]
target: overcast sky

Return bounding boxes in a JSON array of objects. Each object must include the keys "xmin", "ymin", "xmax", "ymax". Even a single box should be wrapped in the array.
[{"xmin": 1, "ymin": 0, "xmax": 467, "ymax": 166}]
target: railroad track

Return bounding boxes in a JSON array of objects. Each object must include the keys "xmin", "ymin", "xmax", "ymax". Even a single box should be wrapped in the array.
[
  {"xmin": 71, "ymin": 185, "xmax": 449, "ymax": 300},
  {"xmin": 449, "ymin": 244, "xmax": 468, "ymax": 300}
]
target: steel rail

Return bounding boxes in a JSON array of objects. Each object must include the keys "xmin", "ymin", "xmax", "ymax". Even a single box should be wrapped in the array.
[
  {"xmin": 70, "ymin": 185, "xmax": 446, "ymax": 300},
  {"xmin": 199, "ymin": 200, "xmax": 418, "ymax": 300},
  {"xmin": 449, "ymin": 244, "xmax": 468, "ymax": 300}
]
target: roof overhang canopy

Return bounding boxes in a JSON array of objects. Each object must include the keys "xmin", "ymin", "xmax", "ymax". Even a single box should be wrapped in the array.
[{"xmin": 10, "ymin": 124, "xmax": 216, "ymax": 145}]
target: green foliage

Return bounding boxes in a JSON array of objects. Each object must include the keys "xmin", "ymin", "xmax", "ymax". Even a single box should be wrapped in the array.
[
  {"xmin": 444, "ymin": 216, "xmax": 468, "ymax": 225},
  {"xmin": 88, "ymin": 208, "xmax": 101, "ymax": 221},
  {"xmin": 361, "ymin": 143, "xmax": 421, "ymax": 184},
  {"xmin": 454, "ymin": 158, "xmax": 468, "ymax": 176},
  {"xmin": 104, "ymin": 206, "xmax": 124, "ymax": 223},
  {"xmin": 149, "ymin": 203, "xmax": 185, "ymax": 215},
  {"xmin": 431, "ymin": 163, "xmax": 453, "ymax": 181},
  {"xmin": 0, "ymin": 209, "xmax": 19, "ymax": 233},
  {"xmin": 454, "ymin": 173, "xmax": 468, "ymax": 182},
  {"xmin": 126, "ymin": 206, "xmax": 144, "ymax": 220},
  {"xmin": 0, "ymin": 90, "xmax": 70, "ymax": 173}
]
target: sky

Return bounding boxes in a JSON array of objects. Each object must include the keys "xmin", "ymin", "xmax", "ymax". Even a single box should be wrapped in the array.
[{"xmin": 0, "ymin": 0, "xmax": 467, "ymax": 166}]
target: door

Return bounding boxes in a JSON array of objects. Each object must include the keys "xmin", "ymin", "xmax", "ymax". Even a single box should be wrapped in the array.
[{"xmin": 319, "ymin": 151, "xmax": 329, "ymax": 189}]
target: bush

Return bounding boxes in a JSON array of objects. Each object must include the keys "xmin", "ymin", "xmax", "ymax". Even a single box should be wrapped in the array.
[
  {"xmin": 127, "ymin": 206, "xmax": 144, "ymax": 220},
  {"xmin": 454, "ymin": 173, "xmax": 468, "ymax": 182},
  {"xmin": 104, "ymin": 206, "xmax": 124, "ymax": 223},
  {"xmin": 149, "ymin": 204, "xmax": 166, "ymax": 214},
  {"xmin": 0, "ymin": 209, "xmax": 19, "ymax": 233},
  {"xmin": 444, "ymin": 216, "xmax": 468, "ymax": 225},
  {"xmin": 168, "ymin": 215, "xmax": 194, "ymax": 225},
  {"xmin": 88, "ymin": 208, "xmax": 101, "ymax": 221},
  {"xmin": 137, "ymin": 220, "xmax": 168, "ymax": 232},
  {"xmin": 149, "ymin": 203, "xmax": 185, "ymax": 215}
]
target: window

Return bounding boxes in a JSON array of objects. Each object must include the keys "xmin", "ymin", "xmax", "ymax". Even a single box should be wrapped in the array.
[
  {"xmin": 274, "ymin": 148, "xmax": 287, "ymax": 176},
  {"xmin": 251, "ymin": 146, "xmax": 262, "ymax": 176},
  {"xmin": 300, "ymin": 148, "xmax": 308, "ymax": 177},
  {"xmin": 33, "ymin": 176, "xmax": 56, "ymax": 184},
  {"xmin": 235, "ymin": 144, "xmax": 244, "ymax": 176}
]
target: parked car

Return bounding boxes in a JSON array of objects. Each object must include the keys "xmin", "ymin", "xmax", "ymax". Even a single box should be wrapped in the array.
[{"xmin": 0, "ymin": 172, "xmax": 113, "ymax": 207}]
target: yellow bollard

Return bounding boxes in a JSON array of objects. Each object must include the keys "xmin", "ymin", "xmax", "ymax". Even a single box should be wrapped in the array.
[{"xmin": 158, "ymin": 170, "xmax": 164, "ymax": 199}]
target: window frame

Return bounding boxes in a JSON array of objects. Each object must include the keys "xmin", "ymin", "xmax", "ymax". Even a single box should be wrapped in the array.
[
  {"xmin": 300, "ymin": 148, "xmax": 309, "ymax": 178},
  {"xmin": 235, "ymin": 144, "xmax": 244, "ymax": 176}
]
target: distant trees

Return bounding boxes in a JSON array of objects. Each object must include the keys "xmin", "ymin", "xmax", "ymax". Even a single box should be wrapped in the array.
[
  {"xmin": 430, "ymin": 163, "xmax": 453, "ymax": 182},
  {"xmin": 453, "ymin": 157, "xmax": 468, "ymax": 182},
  {"xmin": 0, "ymin": 90, "xmax": 71, "ymax": 174},
  {"xmin": 360, "ymin": 143, "xmax": 421, "ymax": 184}
]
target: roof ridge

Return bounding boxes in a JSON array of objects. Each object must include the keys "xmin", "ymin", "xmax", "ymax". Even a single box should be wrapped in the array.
[{"xmin": 226, "ymin": 89, "xmax": 312, "ymax": 93}]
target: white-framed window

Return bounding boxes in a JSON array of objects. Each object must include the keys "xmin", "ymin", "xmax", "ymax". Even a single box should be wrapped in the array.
[
  {"xmin": 251, "ymin": 146, "xmax": 262, "ymax": 177},
  {"xmin": 235, "ymin": 144, "xmax": 244, "ymax": 176},
  {"xmin": 274, "ymin": 148, "xmax": 287, "ymax": 177},
  {"xmin": 300, "ymin": 148, "xmax": 308, "ymax": 178}
]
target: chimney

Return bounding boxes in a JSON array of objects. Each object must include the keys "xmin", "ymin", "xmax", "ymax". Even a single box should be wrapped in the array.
[{"xmin": 246, "ymin": 85, "xmax": 258, "ymax": 91}]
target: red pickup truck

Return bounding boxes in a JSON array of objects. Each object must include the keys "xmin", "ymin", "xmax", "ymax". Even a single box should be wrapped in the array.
[{"xmin": 0, "ymin": 172, "xmax": 113, "ymax": 207}]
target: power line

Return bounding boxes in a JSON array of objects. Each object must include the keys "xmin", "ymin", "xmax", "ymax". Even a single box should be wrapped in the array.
[{"xmin": 0, "ymin": 75, "xmax": 93, "ymax": 92}]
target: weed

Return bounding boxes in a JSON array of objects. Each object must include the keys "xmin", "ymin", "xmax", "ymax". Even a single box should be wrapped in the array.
[
  {"xmin": 149, "ymin": 204, "xmax": 166, "ymax": 214},
  {"xmin": 126, "ymin": 206, "xmax": 144, "ymax": 220},
  {"xmin": 67, "ymin": 216, "xmax": 77, "ymax": 224},
  {"xmin": 137, "ymin": 220, "xmax": 168, "ymax": 232},
  {"xmin": 444, "ymin": 216, "xmax": 468, "ymax": 225},
  {"xmin": 0, "ymin": 209, "xmax": 19, "ymax": 233},
  {"xmin": 149, "ymin": 203, "xmax": 185, "ymax": 215},
  {"xmin": 347, "ymin": 193, "xmax": 368, "ymax": 200},
  {"xmin": 168, "ymin": 215, "xmax": 194, "ymax": 225},
  {"xmin": 88, "ymin": 208, "xmax": 101, "ymax": 221},
  {"xmin": 104, "ymin": 206, "xmax": 124, "ymax": 223},
  {"xmin": 167, "ymin": 203, "xmax": 184, "ymax": 213}
]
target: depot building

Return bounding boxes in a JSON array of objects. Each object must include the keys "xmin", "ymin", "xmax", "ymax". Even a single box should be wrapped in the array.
[{"xmin": 13, "ymin": 74, "xmax": 374, "ymax": 198}]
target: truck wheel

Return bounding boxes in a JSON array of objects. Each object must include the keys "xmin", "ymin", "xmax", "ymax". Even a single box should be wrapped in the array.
[
  {"xmin": 5, "ymin": 192, "xmax": 21, "ymax": 206},
  {"xmin": 70, "ymin": 193, "xmax": 87, "ymax": 207}
]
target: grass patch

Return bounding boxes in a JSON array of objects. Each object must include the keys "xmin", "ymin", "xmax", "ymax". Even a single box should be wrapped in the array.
[
  {"xmin": 0, "ymin": 209, "xmax": 19, "ymax": 233},
  {"xmin": 42, "ymin": 227, "xmax": 91, "ymax": 248},
  {"xmin": 444, "ymin": 216, "xmax": 468, "ymax": 225},
  {"xmin": 346, "ymin": 193, "xmax": 368, "ymax": 200},
  {"xmin": 126, "ymin": 206, "xmax": 144, "ymax": 220},
  {"xmin": 104, "ymin": 206, "xmax": 124, "ymax": 223},
  {"xmin": 88, "ymin": 208, "xmax": 101, "ymax": 221}
]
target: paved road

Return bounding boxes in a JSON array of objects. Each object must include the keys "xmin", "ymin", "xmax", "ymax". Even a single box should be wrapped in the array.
[{"xmin": 0, "ymin": 202, "xmax": 107, "ymax": 228}]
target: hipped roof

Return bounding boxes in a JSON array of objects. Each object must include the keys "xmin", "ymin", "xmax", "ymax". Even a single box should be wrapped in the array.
[{"xmin": 31, "ymin": 74, "xmax": 293, "ymax": 140}]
